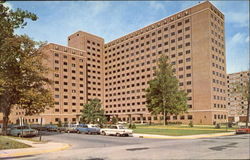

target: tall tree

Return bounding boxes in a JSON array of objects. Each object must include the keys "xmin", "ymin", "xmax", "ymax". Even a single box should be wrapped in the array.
[
  {"xmin": 146, "ymin": 55, "xmax": 188, "ymax": 125},
  {"xmin": 0, "ymin": 2, "xmax": 54, "ymax": 135},
  {"xmin": 81, "ymin": 99, "xmax": 107, "ymax": 125},
  {"xmin": 230, "ymin": 80, "xmax": 250, "ymax": 127}
]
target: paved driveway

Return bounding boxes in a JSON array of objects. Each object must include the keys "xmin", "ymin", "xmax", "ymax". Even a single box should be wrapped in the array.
[{"xmin": 14, "ymin": 132, "xmax": 250, "ymax": 160}]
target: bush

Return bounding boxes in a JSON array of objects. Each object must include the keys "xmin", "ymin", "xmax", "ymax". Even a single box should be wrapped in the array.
[
  {"xmin": 132, "ymin": 123, "xmax": 136, "ymax": 129},
  {"xmin": 189, "ymin": 121, "xmax": 193, "ymax": 127},
  {"xmin": 228, "ymin": 122, "xmax": 233, "ymax": 128},
  {"xmin": 128, "ymin": 123, "xmax": 136, "ymax": 129},
  {"xmin": 215, "ymin": 124, "xmax": 221, "ymax": 129},
  {"xmin": 111, "ymin": 117, "xmax": 118, "ymax": 124},
  {"xmin": 57, "ymin": 121, "xmax": 62, "ymax": 127}
]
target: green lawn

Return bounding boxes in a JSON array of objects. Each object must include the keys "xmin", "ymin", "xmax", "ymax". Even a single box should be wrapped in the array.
[
  {"xmin": 132, "ymin": 124, "xmax": 235, "ymax": 136},
  {"xmin": 0, "ymin": 136, "xmax": 31, "ymax": 150}
]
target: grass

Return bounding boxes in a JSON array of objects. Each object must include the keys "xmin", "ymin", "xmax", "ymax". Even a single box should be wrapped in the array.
[
  {"xmin": 0, "ymin": 136, "xmax": 31, "ymax": 150},
  {"xmin": 132, "ymin": 124, "xmax": 235, "ymax": 136}
]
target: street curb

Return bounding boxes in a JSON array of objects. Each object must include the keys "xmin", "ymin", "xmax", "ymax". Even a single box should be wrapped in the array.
[
  {"xmin": 0, "ymin": 143, "xmax": 71, "ymax": 158},
  {"xmin": 134, "ymin": 132, "xmax": 235, "ymax": 139}
]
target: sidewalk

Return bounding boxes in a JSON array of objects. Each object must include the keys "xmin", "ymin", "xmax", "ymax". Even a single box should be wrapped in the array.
[
  {"xmin": 133, "ymin": 132, "xmax": 236, "ymax": 139},
  {"xmin": 0, "ymin": 137, "xmax": 70, "ymax": 158}
]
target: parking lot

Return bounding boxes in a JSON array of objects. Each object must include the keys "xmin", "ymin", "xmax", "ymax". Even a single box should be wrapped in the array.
[{"xmin": 13, "ymin": 131, "xmax": 250, "ymax": 160}]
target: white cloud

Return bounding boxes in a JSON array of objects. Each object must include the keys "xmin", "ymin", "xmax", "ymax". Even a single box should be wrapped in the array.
[
  {"xmin": 226, "ymin": 32, "xmax": 249, "ymax": 73},
  {"xmin": 179, "ymin": 1, "xmax": 198, "ymax": 10},
  {"xmin": 245, "ymin": 36, "xmax": 249, "ymax": 43},
  {"xmin": 86, "ymin": 2, "xmax": 111, "ymax": 16},
  {"xmin": 231, "ymin": 32, "xmax": 246, "ymax": 43},
  {"xmin": 226, "ymin": 12, "xmax": 249, "ymax": 27},
  {"xmin": 149, "ymin": 1, "xmax": 164, "ymax": 10}
]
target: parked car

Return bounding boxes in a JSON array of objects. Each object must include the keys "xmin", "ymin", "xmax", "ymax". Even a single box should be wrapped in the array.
[
  {"xmin": 236, "ymin": 127, "xmax": 250, "ymax": 134},
  {"xmin": 30, "ymin": 124, "xmax": 46, "ymax": 131},
  {"xmin": 76, "ymin": 124, "xmax": 100, "ymax": 134},
  {"xmin": 100, "ymin": 125, "xmax": 133, "ymax": 137},
  {"xmin": 44, "ymin": 124, "xmax": 58, "ymax": 132},
  {"xmin": 9, "ymin": 125, "xmax": 38, "ymax": 137},
  {"xmin": 63, "ymin": 124, "xmax": 78, "ymax": 133}
]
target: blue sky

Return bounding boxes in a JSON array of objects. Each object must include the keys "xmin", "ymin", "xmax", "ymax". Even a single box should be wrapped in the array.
[{"xmin": 4, "ymin": 1, "xmax": 249, "ymax": 74}]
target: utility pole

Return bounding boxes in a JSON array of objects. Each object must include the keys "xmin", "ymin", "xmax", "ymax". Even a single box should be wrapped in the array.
[{"xmin": 39, "ymin": 117, "xmax": 42, "ymax": 141}]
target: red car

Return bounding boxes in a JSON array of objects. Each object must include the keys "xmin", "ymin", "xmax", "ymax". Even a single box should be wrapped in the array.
[{"xmin": 236, "ymin": 127, "xmax": 250, "ymax": 134}]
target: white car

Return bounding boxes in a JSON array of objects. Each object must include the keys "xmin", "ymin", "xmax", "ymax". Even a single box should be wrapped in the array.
[{"xmin": 100, "ymin": 125, "xmax": 133, "ymax": 137}]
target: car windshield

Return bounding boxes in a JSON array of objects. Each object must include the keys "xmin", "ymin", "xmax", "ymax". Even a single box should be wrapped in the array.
[{"xmin": 77, "ymin": 124, "xmax": 87, "ymax": 128}]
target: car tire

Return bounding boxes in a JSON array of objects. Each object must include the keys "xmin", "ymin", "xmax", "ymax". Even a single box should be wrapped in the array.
[
  {"xmin": 67, "ymin": 130, "xmax": 70, "ymax": 133},
  {"xmin": 102, "ymin": 131, "xmax": 106, "ymax": 136},
  {"xmin": 116, "ymin": 133, "xmax": 121, "ymax": 137},
  {"xmin": 77, "ymin": 130, "xmax": 80, "ymax": 134}
]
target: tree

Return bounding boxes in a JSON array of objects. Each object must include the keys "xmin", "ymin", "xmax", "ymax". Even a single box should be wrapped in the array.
[
  {"xmin": 230, "ymin": 80, "xmax": 250, "ymax": 127},
  {"xmin": 111, "ymin": 116, "xmax": 118, "ymax": 124},
  {"xmin": 145, "ymin": 55, "xmax": 188, "ymax": 125},
  {"xmin": 0, "ymin": 2, "xmax": 54, "ymax": 135},
  {"xmin": 81, "ymin": 99, "xmax": 107, "ymax": 125}
]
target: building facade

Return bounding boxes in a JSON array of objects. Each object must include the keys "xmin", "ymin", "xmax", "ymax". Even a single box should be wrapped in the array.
[
  {"xmin": 8, "ymin": 1, "xmax": 228, "ymax": 125},
  {"xmin": 227, "ymin": 71, "xmax": 250, "ymax": 123}
]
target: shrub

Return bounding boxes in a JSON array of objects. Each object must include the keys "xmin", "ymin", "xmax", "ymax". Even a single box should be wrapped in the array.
[
  {"xmin": 131, "ymin": 123, "xmax": 136, "ymax": 129},
  {"xmin": 57, "ymin": 121, "xmax": 62, "ymax": 127},
  {"xmin": 215, "ymin": 124, "xmax": 221, "ymax": 129},
  {"xmin": 228, "ymin": 122, "xmax": 233, "ymax": 128},
  {"xmin": 111, "ymin": 117, "xmax": 118, "ymax": 124},
  {"xmin": 189, "ymin": 121, "xmax": 193, "ymax": 127}
]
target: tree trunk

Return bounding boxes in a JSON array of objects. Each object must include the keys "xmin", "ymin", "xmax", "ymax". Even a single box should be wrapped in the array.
[
  {"xmin": 163, "ymin": 108, "xmax": 166, "ymax": 126},
  {"xmin": 2, "ymin": 110, "xmax": 10, "ymax": 136}
]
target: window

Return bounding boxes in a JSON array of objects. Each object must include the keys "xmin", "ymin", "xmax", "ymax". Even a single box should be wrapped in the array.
[{"xmin": 188, "ymin": 115, "xmax": 192, "ymax": 120}]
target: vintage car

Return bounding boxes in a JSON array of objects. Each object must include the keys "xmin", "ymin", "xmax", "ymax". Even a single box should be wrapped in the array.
[
  {"xmin": 76, "ymin": 124, "xmax": 100, "ymax": 134},
  {"xmin": 60, "ymin": 124, "xmax": 78, "ymax": 133},
  {"xmin": 236, "ymin": 127, "xmax": 250, "ymax": 134},
  {"xmin": 44, "ymin": 124, "xmax": 58, "ymax": 132},
  {"xmin": 100, "ymin": 125, "xmax": 133, "ymax": 137},
  {"xmin": 9, "ymin": 125, "xmax": 38, "ymax": 137}
]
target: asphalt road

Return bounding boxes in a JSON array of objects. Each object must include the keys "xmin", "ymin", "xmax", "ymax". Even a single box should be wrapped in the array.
[{"xmin": 13, "ymin": 132, "xmax": 250, "ymax": 160}]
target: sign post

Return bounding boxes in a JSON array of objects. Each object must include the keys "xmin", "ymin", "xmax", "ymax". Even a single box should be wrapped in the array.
[{"xmin": 39, "ymin": 117, "xmax": 42, "ymax": 141}]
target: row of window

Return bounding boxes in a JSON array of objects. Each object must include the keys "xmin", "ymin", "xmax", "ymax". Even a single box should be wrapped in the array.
[
  {"xmin": 54, "ymin": 109, "xmax": 81, "ymax": 112},
  {"xmin": 212, "ymin": 71, "xmax": 225, "ymax": 79},
  {"xmin": 213, "ymin": 95, "xmax": 226, "ymax": 101},
  {"xmin": 213, "ymin": 103, "xmax": 226, "ymax": 108},
  {"xmin": 213, "ymin": 87, "xmax": 226, "ymax": 93},
  {"xmin": 105, "ymin": 17, "xmax": 191, "ymax": 50},
  {"xmin": 109, "ymin": 115, "xmax": 193, "ymax": 121},
  {"xmin": 86, "ymin": 45, "xmax": 101, "ymax": 52},
  {"xmin": 55, "ymin": 117, "xmax": 76, "ymax": 122},
  {"xmin": 54, "ymin": 95, "xmax": 84, "ymax": 99},
  {"xmin": 212, "ymin": 54, "xmax": 224, "ymax": 64},
  {"xmin": 54, "ymin": 88, "xmax": 84, "ymax": 93},
  {"xmin": 214, "ymin": 114, "xmax": 227, "ymax": 119},
  {"xmin": 104, "ymin": 38, "xmax": 191, "ymax": 65},
  {"xmin": 212, "ymin": 79, "xmax": 226, "ymax": 86},
  {"xmin": 87, "ymin": 40, "xmax": 101, "ymax": 47},
  {"xmin": 54, "ymin": 102, "xmax": 84, "ymax": 106},
  {"xmin": 54, "ymin": 53, "xmax": 85, "ymax": 61},
  {"xmin": 54, "ymin": 46, "xmax": 84, "ymax": 56},
  {"xmin": 54, "ymin": 60, "xmax": 84, "ymax": 68},
  {"xmin": 105, "ymin": 31, "xmax": 191, "ymax": 56},
  {"xmin": 212, "ymin": 62, "xmax": 225, "ymax": 71}
]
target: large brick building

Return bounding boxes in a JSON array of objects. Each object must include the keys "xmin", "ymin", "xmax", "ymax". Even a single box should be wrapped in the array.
[
  {"xmin": 227, "ymin": 71, "xmax": 250, "ymax": 123},
  {"xmin": 8, "ymin": 1, "xmax": 228, "ymax": 125}
]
